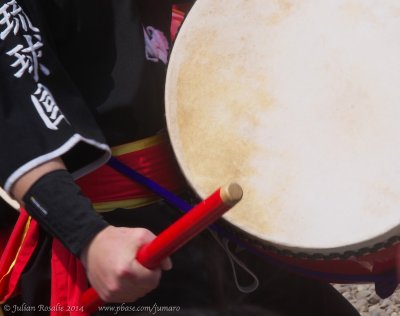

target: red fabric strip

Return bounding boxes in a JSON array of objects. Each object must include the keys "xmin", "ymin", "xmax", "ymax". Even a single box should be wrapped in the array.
[
  {"xmin": 76, "ymin": 138, "xmax": 186, "ymax": 206},
  {"xmin": 0, "ymin": 210, "xmax": 39, "ymax": 302},
  {"xmin": 50, "ymin": 239, "xmax": 89, "ymax": 316}
]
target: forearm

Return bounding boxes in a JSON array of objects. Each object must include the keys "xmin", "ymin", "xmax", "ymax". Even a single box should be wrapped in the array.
[{"xmin": 11, "ymin": 158, "xmax": 66, "ymax": 204}]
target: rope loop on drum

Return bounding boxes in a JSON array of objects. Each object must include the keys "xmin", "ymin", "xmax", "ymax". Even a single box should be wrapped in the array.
[{"xmin": 211, "ymin": 231, "xmax": 259, "ymax": 294}]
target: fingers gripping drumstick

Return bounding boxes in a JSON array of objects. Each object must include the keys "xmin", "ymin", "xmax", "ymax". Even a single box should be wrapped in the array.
[{"xmin": 80, "ymin": 183, "xmax": 243, "ymax": 313}]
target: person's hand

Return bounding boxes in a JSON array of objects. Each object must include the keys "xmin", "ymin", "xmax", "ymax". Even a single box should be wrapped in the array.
[{"xmin": 80, "ymin": 226, "xmax": 172, "ymax": 303}]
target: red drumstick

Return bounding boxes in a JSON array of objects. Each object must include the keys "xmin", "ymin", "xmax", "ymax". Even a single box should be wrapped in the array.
[{"xmin": 80, "ymin": 183, "xmax": 243, "ymax": 313}]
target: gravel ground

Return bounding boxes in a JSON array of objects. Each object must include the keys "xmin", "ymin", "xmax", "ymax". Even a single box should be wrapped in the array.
[{"xmin": 334, "ymin": 284, "xmax": 400, "ymax": 316}]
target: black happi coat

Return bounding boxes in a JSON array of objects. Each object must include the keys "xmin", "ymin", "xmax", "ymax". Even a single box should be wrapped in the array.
[{"xmin": 0, "ymin": 0, "xmax": 176, "ymax": 193}]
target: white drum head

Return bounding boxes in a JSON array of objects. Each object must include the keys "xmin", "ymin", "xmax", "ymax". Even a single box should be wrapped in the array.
[{"xmin": 166, "ymin": 0, "xmax": 400, "ymax": 254}]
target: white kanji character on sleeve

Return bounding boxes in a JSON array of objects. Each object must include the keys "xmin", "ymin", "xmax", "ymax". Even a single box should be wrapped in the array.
[
  {"xmin": 0, "ymin": 0, "xmax": 39, "ymax": 40},
  {"xmin": 31, "ymin": 83, "xmax": 69, "ymax": 130},
  {"xmin": 6, "ymin": 34, "xmax": 49, "ymax": 81}
]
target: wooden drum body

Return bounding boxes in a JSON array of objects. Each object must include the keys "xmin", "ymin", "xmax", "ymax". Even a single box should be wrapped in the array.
[{"xmin": 165, "ymin": 0, "xmax": 400, "ymax": 296}]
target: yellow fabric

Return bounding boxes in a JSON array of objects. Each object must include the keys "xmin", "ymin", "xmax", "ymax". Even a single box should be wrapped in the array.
[
  {"xmin": 0, "ymin": 217, "xmax": 31, "ymax": 304},
  {"xmin": 94, "ymin": 196, "xmax": 161, "ymax": 212},
  {"xmin": 0, "ymin": 306, "xmax": 4, "ymax": 316},
  {"xmin": 111, "ymin": 133, "xmax": 165, "ymax": 157}
]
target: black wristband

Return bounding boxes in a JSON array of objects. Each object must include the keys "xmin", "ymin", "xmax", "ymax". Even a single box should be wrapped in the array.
[{"xmin": 23, "ymin": 169, "xmax": 109, "ymax": 257}]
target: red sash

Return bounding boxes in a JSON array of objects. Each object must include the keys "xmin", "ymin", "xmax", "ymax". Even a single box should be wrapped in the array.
[{"xmin": 76, "ymin": 133, "xmax": 186, "ymax": 212}]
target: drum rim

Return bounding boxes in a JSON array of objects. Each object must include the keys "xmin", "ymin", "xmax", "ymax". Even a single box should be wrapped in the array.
[{"xmin": 218, "ymin": 218, "xmax": 400, "ymax": 259}]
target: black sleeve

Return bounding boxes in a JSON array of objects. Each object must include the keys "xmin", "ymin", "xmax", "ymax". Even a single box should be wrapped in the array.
[{"xmin": 0, "ymin": 0, "xmax": 110, "ymax": 193}]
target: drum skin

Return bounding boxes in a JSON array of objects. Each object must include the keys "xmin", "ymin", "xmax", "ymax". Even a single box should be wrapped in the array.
[{"xmin": 165, "ymin": 0, "xmax": 400, "ymax": 282}]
